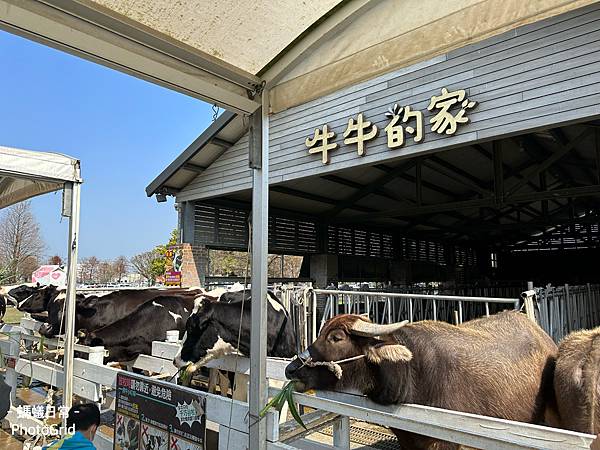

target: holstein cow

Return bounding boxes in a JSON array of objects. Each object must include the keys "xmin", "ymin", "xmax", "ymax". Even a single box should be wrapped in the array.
[
  {"xmin": 81, "ymin": 295, "xmax": 196, "ymax": 362},
  {"xmin": 286, "ymin": 311, "xmax": 558, "ymax": 450},
  {"xmin": 39, "ymin": 287, "xmax": 203, "ymax": 337},
  {"xmin": 0, "ymin": 283, "xmax": 39, "ymax": 308},
  {"xmin": 13, "ymin": 283, "xmax": 58, "ymax": 313},
  {"xmin": 0, "ymin": 295, "xmax": 5, "ymax": 322},
  {"xmin": 554, "ymin": 326, "xmax": 600, "ymax": 438},
  {"xmin": 173, "ymin": 290, "xmax": 297, "ymax": 369}
]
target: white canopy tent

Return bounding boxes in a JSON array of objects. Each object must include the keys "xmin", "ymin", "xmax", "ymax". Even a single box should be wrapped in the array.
[{"xmin": 0, "ymin": 145, "xmax": 82, "ymax": 412}]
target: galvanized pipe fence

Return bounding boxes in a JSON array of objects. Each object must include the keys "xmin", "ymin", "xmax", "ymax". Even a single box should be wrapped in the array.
[
  {"xmin": 280, "ymin": 283, "xmax": 600, "ymax": 346},
  {"xmin": 535, "ymin": 283, "xmax": 600, "ymax": 342},
  {"xmin": 313, "ymin": 289, "xmax": 518, "ymax": 336}
]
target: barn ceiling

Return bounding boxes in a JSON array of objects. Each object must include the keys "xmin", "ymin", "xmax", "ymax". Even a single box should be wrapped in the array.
[{"xmin": 224, "ymin": 119, "xmax": 600, "ymax": 250}]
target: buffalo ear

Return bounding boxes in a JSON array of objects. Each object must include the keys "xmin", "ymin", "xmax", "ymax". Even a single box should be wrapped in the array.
[
  {"xmin": 77, "ymin": 306, "xmax": 96, "ymax": 318},
  {"xmin": 366, "ymin": 344, "xmax": 412, "ymax": 364}
]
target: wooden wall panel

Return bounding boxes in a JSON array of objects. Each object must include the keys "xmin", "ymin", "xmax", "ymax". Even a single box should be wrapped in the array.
[{"xmin": 177, "ymin": 3, "xmax": 600, "ymax": 203}]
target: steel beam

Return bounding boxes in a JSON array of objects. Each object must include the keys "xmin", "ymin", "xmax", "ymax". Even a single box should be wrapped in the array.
[
  {"xmin": 507, "ymin": 129, "xmax": 591, "ymax": 196},
  {"xmin": 540, "ymin": 171, "xmax": 548, "ymax": 218},
  {"xmin": 493, "ymin": 140, "xmax": 503, "ymax": 205},
  {"xmin": 322, "ymin": 160, "xmax": 416, "ymax": 217},
  {"xmin": 339, "ymin": 185, "xmax": 600, "ymax": 222},
  {"xmin": 416, "ymin": 159, "xmax": 423, "ymax": 206},
  {"xmin": 472, "ymin": 143, "xmax": 554, "ymax": 197},
  {"xmin": 549, "ymin": 128, "xmax": 597, "ymax": 184},
  {"xmin": 321, "ymin": 174, "xmax": 410, "ymax": 205},
  {"xmin": 271, "ymin": 186, "xmax": 376, "ymax": 213}
]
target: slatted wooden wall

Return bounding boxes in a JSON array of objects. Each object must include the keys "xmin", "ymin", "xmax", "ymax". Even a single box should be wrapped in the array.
[{"xmin": 194, "ymin": 202, "xmax": 480, "ymax": 269}]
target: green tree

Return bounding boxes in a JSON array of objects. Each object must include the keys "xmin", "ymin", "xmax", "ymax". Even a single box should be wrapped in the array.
[
  {"xmin": 151, "ymin": 229, "xmax": 178, "ymax": 280},
  {"xmin": 131, "ymin": 229, "xmax": 178, "ymax": 284}
]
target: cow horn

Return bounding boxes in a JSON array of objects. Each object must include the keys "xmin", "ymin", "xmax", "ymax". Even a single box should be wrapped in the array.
[{"xmin": 350, "ymin": 319, "xmax": 409, "ymax": 337}]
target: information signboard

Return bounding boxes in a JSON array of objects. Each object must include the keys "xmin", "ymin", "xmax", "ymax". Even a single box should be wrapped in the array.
[
  {"xmin": 114, "ymin": 373, "xmax": 205, "ymax": 450},
  {"xmin": 165, "ymin": 246, "xmax": 183, "ymax": 287}
]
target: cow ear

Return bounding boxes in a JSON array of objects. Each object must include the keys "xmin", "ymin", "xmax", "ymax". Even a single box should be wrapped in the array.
[
  {"xmin": 366, "ymin": 343, "xmax": 412, "ymax": 364},
  {"xmin": 77, "ymin": 305, "xmax": 96, "ymax": 318}
]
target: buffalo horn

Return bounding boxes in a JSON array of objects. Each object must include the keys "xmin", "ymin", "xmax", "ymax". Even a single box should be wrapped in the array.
[{"xmin": 350, "ymin": 319, "xmax": 409, "ymax": 337}]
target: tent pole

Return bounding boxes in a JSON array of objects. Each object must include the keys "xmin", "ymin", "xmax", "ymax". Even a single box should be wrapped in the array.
[
  {"xmin": 249, "ymin": 88, "xmax": 269, "ymax": 449},
  {"xmin": 62, "ymin": 181, "xmax": 81, "ymax": 414}
]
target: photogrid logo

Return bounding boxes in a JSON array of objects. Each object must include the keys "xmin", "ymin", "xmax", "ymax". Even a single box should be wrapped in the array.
[{"xmin": 11, "ymin": 423, "xmax": 75, "ymax": 437}]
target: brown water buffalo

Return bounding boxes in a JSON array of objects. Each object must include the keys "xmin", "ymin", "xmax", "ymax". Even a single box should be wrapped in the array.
[
  {"xmin": 285, "ymin": 310, "xmax": 558, "ymax": 450},
  {"xmin": 554, "ymin": 326, "xmax": 600, "ymax": 441}
]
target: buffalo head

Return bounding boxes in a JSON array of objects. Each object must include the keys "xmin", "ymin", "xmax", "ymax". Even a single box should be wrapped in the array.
[{"xmin": 285, "ymin": 314, "xmax": 411, "ymax": 395}]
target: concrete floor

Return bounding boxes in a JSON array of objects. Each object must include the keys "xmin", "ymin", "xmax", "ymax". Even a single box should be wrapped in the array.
[{"xmin": 0, "ymin": 429, "xmax": 24, "ymax": 450}]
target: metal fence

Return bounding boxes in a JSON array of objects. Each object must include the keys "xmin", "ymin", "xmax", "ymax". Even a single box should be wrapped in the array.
[
  {"xmin": 535, "ymin": 283, "xmax": 600, "ymax": 342},
  {"xmin": 313, "ymin": 289, "xmax": 518, "ymax": 333},
  {"xmin": 277, "ymin": 285, "xmax": 520, "ymax": 347}
]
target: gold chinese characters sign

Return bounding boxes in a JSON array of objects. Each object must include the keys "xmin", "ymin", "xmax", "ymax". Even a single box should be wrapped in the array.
[{"xmin": 305, "ymin": 88, "xmax": 477, "ymax": 164}]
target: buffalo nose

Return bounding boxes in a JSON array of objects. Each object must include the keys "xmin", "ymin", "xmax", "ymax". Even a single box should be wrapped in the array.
[{"xmin": 285, "ymin": 358, "xmax": 301, "ymax": 379}]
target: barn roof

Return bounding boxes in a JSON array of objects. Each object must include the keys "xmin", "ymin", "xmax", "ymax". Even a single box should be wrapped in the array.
[
  {"xmin": 145, "ymin": 111, "xmax": 243, "ymax": 197},
  {"xmin": 0, "ymin": 145, "xmax": 81, "ymax": 208}
]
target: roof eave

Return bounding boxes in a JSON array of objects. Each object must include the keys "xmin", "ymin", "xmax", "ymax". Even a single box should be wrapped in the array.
[{"xmin": 145, "ymin": 110, "xmax": 237, "ymax": 197}]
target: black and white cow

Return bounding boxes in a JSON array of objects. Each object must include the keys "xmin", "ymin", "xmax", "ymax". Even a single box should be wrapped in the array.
[
  {"xmin": 8, "ymin": 283, "xmax": 56, "ymax": 312},
  {"xmin": 39, "ymin": 287, "xmax": 203, "ymax": 337},
  {"xmin": 0, "ymin": 283, "xmax": 40, "ymax": 308},
  {"xmin": 173, "ymin": 290, "xmax": 297, "ymax": 369},
  {"xmin": 81, "ymin": 295, "xmax": 197, "ymax": 362}
]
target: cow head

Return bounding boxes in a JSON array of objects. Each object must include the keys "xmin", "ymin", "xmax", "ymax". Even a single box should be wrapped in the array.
[
  {"xmin": 285, "ymin": 314, "xmax": 411, "ymax": 396},
  {"xmin": 173, "ymin": 295, "xmax": 231, "ymax": 369},
  {"xmin": 173, "ymin": 289, "xmax": 295, "ymax": 369},
  {"xmin": 17, "ymin": 284, "xmax": 57, "ymax": 313},
  {"xmin": 2, "ymin": 283, "xmax": 39, "ymax": 307},
  {"xmin": 38, "ymin": 291, "xmax": 67, "ymax": 337}
]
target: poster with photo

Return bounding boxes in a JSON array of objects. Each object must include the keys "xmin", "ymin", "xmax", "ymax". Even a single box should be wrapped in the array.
[
  {"xmin": 164, "ymin": 246, "xmax": 183, "ymax": 286},
  {"xmin": 114, "ymin": 373, "xmax": 205, "ymax": 450}
]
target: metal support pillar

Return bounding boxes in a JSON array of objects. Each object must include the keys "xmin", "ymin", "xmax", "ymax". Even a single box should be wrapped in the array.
[
  {"xmin": 596, "ymin": 129, "xmax": 600, "ymax": 184},
  {"xmin": 416, "ymin": 159, "xmax": 422, "ymax": 206},
  {"xmin": 62, "ymin": 181, "xmax": 81, "ymax": 413},
  {"xmin": 249, "ymin": 89, "xmax": 269, "ymax": 449},
  {"xmin": 493, "ymin": 140, "xmax": 503, "ymax": 205},
  {"xmin": 539, "ymin": 172, "xmax": 548, "ymax": 218}
]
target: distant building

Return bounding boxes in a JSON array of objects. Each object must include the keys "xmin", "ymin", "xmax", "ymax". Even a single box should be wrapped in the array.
[{"xmin": 32, "ymin": 265, "xmax": 66, "ymax": 287}]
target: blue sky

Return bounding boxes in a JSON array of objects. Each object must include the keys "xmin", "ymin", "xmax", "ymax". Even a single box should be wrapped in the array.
[{"xmin": 0, "ymin": 30, "xmax": 213, "ymax": 260}]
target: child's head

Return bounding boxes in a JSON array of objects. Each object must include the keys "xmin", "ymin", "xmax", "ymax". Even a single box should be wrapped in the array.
[{"xmin": 66, "ymin": 403, "xmax": 100, "ymax": 439}]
